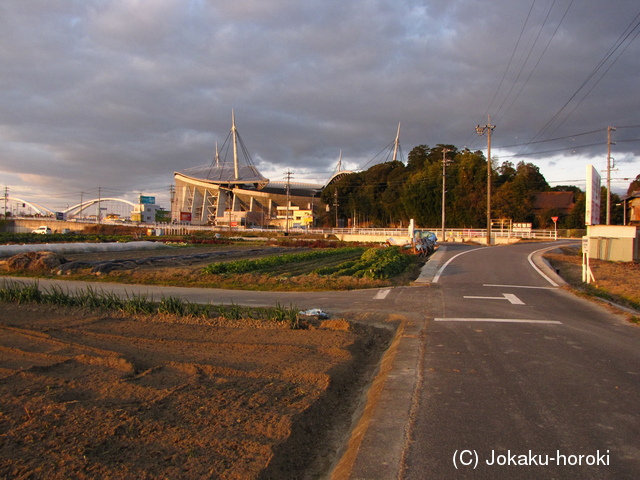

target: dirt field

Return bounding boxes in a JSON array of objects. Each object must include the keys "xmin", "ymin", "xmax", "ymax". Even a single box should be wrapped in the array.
[
  {"xmin": 0, "ymin": 303, "xmax": 392, "ymax": 479},
  {"xmin": 544, "ymin": 245, "xmax": 640, "ymax": 313}
]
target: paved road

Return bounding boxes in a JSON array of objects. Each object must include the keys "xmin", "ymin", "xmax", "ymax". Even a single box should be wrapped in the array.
[
  {"xmin": 397, "ymin": 242, "xmax": 640, "ymax": 480},
  {"xmin": 3, "ymin": 242, "xmax": 639, "ymax": 479}
]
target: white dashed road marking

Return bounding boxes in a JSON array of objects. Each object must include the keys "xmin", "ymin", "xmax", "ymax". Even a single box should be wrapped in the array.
[{"xmin": 374, "ymin": 289, "xmax": 391, "ymax": 300}]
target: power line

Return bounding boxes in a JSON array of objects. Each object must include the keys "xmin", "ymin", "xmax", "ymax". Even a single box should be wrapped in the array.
[
  {"xmin": 495, "ymin": 127, "xmax": 605, "ymax": 149},
  {"xmin": 484, "ymin": 0, "xmax": 537, "ymax": 119},
  {"xmin": 516, "ymin": 10, "xmax": 640, "ymax": 155},
  {"xmin": 493, "ymin": 0, "xmax": 576, "ymax": 126}
]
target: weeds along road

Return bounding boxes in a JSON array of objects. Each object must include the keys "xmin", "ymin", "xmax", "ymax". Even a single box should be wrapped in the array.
[{"xmin": 3, "ymin": 241, "xmax": 640, "ymax": 480}]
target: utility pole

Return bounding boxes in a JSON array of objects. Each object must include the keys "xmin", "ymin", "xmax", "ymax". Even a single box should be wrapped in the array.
[
  {"xmin": 98, "ymin": 187, "xmax": 101, "ymax": 225},
  {"xmin": 606, "ymin": 126, "xmax": 616, "ymax": 225},
  {"xmin": 441, "ymin": 147, "xmax": 451, "ymax": 242},
  {"xmin": 333, "ymin": 189, "xmax": 339, "ymax": 228},
  {"xmin": 284, "ymin": 169, "xmax": 293, "ymax": 234},
  {"xmin": 3, "ymin": 186, "xmax": 8, "ymax": 220},
  {"xmin": 169, "ymin": 185, "xmax": 175, "ymax": 221},
  {"xmin": 476, "ymin": 116, "xmax": 496, "ymax": 245}
]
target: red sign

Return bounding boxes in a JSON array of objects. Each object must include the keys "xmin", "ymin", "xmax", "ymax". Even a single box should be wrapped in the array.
[
  {"xmin": 551, "ymin": 216, "xmax": 559, "ymax": 223},
  {"xmin": 180, "ymin": 212, "xmax": 192, "ymax": 222}
]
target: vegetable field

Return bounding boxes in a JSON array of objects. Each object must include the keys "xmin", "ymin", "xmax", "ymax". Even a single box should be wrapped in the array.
[{"xmin": 203, "ymin": 246, "xmax": 411, "ymax": 280}]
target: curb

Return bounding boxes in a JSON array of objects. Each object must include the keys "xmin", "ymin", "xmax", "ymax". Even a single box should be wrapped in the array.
[{"xmin": 413, "ymin": 245, "xmax": 448, "ymax": 284}]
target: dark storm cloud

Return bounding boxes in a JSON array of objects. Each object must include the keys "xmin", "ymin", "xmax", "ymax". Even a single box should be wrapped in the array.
[{"xmin": 0, "ymin": 0, "xmax": 638, "ymax": 208}]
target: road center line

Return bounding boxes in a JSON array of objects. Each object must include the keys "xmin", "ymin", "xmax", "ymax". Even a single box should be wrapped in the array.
[{"xmin": 435, "ymin": 318, "xmax": 562, "ymax": 324}]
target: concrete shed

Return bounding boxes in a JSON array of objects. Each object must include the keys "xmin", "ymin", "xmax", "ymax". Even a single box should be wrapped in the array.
[{"xmin": 587, "ymin": 225, "xmax": 640, "ymax": 262}]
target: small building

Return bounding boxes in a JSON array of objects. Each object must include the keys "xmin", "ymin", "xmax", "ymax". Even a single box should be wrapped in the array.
[
  {"xmin": 274, "ymin": 205, "xmax": 314, "ymax": 230},
  {"xmin": 625, "ymin": 190, "xmax": 640, "ymax": 226},
  {"xmin": 586, "ymin": 225, "xmax": 640, "ymax": 262},
  {"xmin": 131, "ymin": 196, "xmax": 161, "ymax": 224}
]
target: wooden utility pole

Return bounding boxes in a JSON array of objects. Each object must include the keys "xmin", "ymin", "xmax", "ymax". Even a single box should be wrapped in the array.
[
  {"xmin": 476, "ymin": 116, "xmax": 495, "ymax": 245},
  {"xmin": 441, "ymin": 147, "xmax": 451, "ymax": 241},
  {"xmin": 606, "ymin": 126, "xmax": 616, "ymax": 225}
]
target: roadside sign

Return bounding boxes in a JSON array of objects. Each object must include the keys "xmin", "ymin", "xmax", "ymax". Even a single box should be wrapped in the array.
[
  {"xmin": 551, "ymin": 216, "xmax": 559, "ymax": 223},
  {"xmin": 581, "ymin": 236, "xmax": 595, "ymax": 283},
  {"xmin": 513, "ymin": 222, "xmax": 532, "ymax": 233}
]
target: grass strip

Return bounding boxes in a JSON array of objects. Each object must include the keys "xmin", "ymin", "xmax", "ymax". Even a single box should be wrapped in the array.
[{"xmin": 0, "ymin": 280, "xmax": 301, "ymax": 328}]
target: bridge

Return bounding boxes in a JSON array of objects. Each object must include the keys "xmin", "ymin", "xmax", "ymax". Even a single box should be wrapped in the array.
[{"xmin": 4, "ymin": 196, "xmax": 137, "ymax": 218}]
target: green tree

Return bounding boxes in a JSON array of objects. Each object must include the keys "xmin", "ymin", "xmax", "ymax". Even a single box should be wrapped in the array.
[
  {"xmin": 407, "ymin": 145, "xmax": 430, "ymax": 171},
  {"xmin": 448, "ymin": 149, "xmax": 488, "ymax": 227}
]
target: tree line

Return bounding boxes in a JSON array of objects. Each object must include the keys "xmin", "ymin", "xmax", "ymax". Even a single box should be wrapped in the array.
[{"xmin": 319, "ymin": 144, "xmax": 636, "ymax": 229}]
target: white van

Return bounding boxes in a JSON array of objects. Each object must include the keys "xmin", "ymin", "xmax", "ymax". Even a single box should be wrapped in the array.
[{"xmin": 31, "ymin": 226, "xmax": 52, "ymax": 234}]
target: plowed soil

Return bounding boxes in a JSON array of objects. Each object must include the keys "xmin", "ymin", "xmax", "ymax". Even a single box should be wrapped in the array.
[{"xmin": 0, "ymin": 303, "xmax": 391, "ymax": 479}]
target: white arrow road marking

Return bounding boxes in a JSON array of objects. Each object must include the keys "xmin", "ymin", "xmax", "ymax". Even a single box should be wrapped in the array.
[
  {"xmin": 463, "ymin": 293, "xmax": 525, "ymax": 305},
  {"xmin": 374, "ymin": 288, "xmax": 391, "ymax": 299}
]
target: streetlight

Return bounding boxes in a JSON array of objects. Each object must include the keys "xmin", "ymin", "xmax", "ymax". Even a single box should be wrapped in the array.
[{"xmin": 476, "ymin": 116, "xmax": 495, "ymax": 245}]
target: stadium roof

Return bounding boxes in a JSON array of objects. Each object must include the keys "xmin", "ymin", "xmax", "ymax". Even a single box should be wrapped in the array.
[{"xmin": 176, "ymin": 163, "xmax": 268, "ymax": 187}]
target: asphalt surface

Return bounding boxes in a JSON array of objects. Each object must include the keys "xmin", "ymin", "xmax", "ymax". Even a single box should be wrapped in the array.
[
  {"xmin": 2, "ymin": 241, "xmax": 639, "ymax": 480},
  {"xmin": 390, "ymin": 242, "xmax": 638, "ymax": 480}
]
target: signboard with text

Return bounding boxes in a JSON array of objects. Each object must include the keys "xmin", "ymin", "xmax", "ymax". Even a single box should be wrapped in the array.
[
  {"xmin": 512, "ymin": 222, "xmax": 532, "ymax": 233},
  {"xmin": 140, "ymin": 195, "xmax": 156, "ymax": 205},
  {"xmin": 585, "ymin": 165, "xmax": 601, "ymax": 225},
  {"xmin": 180, "ymin": 212, "xmax": 192, "ymax": 222}
]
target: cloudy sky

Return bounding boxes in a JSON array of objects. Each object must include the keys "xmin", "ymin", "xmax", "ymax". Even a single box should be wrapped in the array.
[{"xmin": 1, "ymin": 0, "xmax": 639, "ymax": 211}]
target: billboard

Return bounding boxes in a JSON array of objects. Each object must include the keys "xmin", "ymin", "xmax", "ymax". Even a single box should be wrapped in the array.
[
  {"xmin": 180, "ymin": 212, "xmax": 192, "ymax": 222},
  {"xmin": 139, "ymin": 195, "xmax": 156, "ymax": 205},
  {"xmin": 585, "ymin": 165, "xmax": 601, "ymax": 226}
]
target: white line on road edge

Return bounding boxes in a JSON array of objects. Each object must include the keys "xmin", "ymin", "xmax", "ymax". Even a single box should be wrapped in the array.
[
  {"xmin": 528, "ymin": 245, "xmax": 570, "ymax": 287},
  {"xmin": 435, "ymin": 318, "xmax": 562, "ymax": 324},
  {"xmin": 374, "ymin": 288, "xmax": 391, "ymax": 299}
]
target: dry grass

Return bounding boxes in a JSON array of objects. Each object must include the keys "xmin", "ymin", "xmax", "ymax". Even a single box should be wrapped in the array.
[{"xmin": 545, "ymin": 245, "xmax": 640, "ymax": 317}]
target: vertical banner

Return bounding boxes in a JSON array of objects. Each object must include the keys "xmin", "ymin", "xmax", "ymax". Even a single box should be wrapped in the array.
[{"xmin": 585, "ymin": 165, "xmax": 601, "ymax": 226}]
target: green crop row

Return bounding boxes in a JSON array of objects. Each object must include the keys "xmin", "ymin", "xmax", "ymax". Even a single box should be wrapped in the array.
[
  {"xmin": 202, "ymin": 247, "xmax": 364, "ymax": 274},
  {"xmin": 0, "ymin": 281, "xmax": 301, "ymax": 328},
  {"xmin": 361, "ymin": 247, "xmax": 411, "ymax": 279},
  {"xmin": 313, "ymin": 246, "xmax": 411, "ymax": 280}
]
